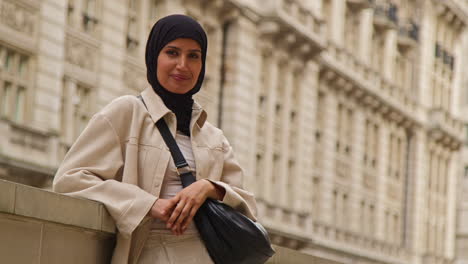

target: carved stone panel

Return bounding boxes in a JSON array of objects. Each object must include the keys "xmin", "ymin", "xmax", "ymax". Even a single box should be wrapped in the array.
[
  {"xmin": 65, "ymin": 35, "xmax": 98, "ymax": 72},
  {"xmin": 0, "ymin": 0, "xmax": 36, "ymax": 35}
]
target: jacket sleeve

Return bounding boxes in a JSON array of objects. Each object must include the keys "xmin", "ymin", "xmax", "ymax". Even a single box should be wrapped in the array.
[
  {"xmin": 208, "ymin": 136, "xmax": 258, "ymax": 222},
  {"xmin": 53, "ymin": 113, "xmax": 157, "ymax": 237}
]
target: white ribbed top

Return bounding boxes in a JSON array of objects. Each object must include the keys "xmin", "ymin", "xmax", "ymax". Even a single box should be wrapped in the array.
[{"xmin": 151, "ymin": 131, "xmax": 198, "ymax": 233}]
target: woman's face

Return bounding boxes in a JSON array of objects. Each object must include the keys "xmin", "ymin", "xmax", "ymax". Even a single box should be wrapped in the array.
[{"xmin": 157, "ymin": 38, "xmax": 202, "ymax": 94}]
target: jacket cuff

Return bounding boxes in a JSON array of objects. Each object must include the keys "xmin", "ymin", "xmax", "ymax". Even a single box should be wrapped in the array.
[
  {"xmin": 204, "ymin": 180, "xmax": 257, "ymax": 222},
  {"xmin": 116, "ymin": 193, "xmax": 157, "ymax": 238}
]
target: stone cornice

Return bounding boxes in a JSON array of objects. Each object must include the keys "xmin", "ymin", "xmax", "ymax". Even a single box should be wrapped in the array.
[
  {"xmin": 433, "ymin": 0, "xmax": 468, "ymax": 32},
  {"xmin": 319, "ymin": 46, "xmax": 464, "ymax": 150},
  {"xmin": 257, "ymin": 0, "xmax": 326, "ymax": 60},
  {"xmin": 319, "ymin": 54, "xmax": 421, "ymax": 131},
  {"xmin": 427, "ymin": 108, "xmax": 464, "ymax": 150}
]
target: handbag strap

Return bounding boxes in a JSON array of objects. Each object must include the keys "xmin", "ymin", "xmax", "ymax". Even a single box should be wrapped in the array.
[{"xmin": 137, "ymin": 95, "xmax": 196, "ymax": 187}]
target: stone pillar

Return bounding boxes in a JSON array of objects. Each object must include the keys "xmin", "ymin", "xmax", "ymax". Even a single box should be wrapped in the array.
[
  {"xmin": 219, "ymin": 16, "xmax": 259, "ymax": 186},
  {"xmin": 446, "ymin": 151, "xmax": 460, "ymax": 258},
  {"xmin": 73, "ymin": 0, "xmax": 84, "ymax": 29},
  {"xmin": 349, "ymin": 104, "xmax": 365, "ymax": 232},
  {"xmin": 408, "ymin": 129, "xmax": 428, "ymax": 264},
  {"xmin": 317, "ymin": 86, "xmax": 338, "ymax": 223},
  {"xmin": 278, "ymin": 56, "xmax": 293, "ymax": 208},
  {"xmin": 383, "ymin": 30, "xmax": 397, "ymax": 80},
  {"xmin": 261, "ymin": 45, "xmax": 279, "ymax": 202},
  {"xmin": 138, "ymin": 0, "xmax": 150, "ymax": 57},
  {"xmin": 35, "ymin": 0, "xmax": 67, "ymax": 131},
  {"xmin": 97, "ymin": 0, "xmax": 127, "ymax": 105},
  {"xmin": 417, "ymin": 0, "xmax": 436, "ymax": 108},
  {"xmin": 359, "ymin": 9, "xmax": 374, "ymax": 63},
  {"xmin": 375, "ymin": 119, "xmax": 391, "ymax": 240},
  {"xmin": 294, "ymin": 61, "xmax": 319, "ymax": 215},
  {"xmin": 329, "ymin": 0, "xmax": 346, "ymax": 44}
]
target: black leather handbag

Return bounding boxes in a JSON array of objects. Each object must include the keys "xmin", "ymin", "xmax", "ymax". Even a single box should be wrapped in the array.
[{"xmin": 152, "ymin": 109, "xmax": 275, "ymax": 264}]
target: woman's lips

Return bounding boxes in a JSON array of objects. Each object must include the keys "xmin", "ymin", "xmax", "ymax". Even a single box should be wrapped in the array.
[{"xmin": 170, "ymin": 74, "xmax": 190, "ymax": 81}]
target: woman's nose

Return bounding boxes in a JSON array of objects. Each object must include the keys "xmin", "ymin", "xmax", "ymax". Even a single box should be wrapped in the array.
[{"xmin": 176, "ymin": 56, "xmax": 188, "ymax": 70}]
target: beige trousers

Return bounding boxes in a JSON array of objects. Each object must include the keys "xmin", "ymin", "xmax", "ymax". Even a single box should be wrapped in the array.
[{"xmin": 137, "ymin": 231, "xmax": 214, "ymax": 264}]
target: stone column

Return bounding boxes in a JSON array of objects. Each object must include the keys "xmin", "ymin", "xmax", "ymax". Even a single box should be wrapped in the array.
[
  {"xmin": 261, "ymin": 44, "xmax": 278, "ymax": 202},
  {"xmin": 408, "ymin": 129, "xmax": 428, "ymax": 264},
  {"xmin": 329, "ymin": 0, "xmax": 346, "ymax": 44},
  {"xmin": 97, "ymin": 0, "xmax": 127, "ymax": 105},
  {"xmin": 73, "ymin": 0, "xmax": 84, "ymax": 30},
  {"xmin": 359, "ymin": 9, "xmax": 374, "ymax": 63},
  {"xmin": 138, "ymin": 0, "xmax": 150, "ymax": 57},
  {"xmin": 383, "ymin": 30, "xmax": 397, "ymax": 80},
  {"xmin": 317, "ymin": 86, "xmax": 338, "ymax": 223},
  {"xmin": 294, "ymin": 61, "xmax": 319, "ymax": 215},
  {"xmin": 445, "ymin": 150, "xmax": 459, "ymax": 258},
  {"xmin": 349, "ymin": 104, "xmax": 366, "ymax": 232},
  {"xmin": 218, "ymin": 16, "xmax": 259, "ymax": 186},
  {"xmin": 375, "ymin": 118, "xmax": 391, "ymax": 240},
  {"xmin": 278, "ymin": 55, "xmax": 293, "ymax": 208}
]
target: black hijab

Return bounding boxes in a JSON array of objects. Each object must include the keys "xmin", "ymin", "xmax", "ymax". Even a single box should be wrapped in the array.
[{"xmin": 145, "ymin": 14, "xmax": 208, "ymax": 136}]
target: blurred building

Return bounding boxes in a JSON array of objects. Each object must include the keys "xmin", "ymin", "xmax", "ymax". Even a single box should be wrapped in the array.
[
  {"xmin": 457, "ymin": 15, "xmax": 468, "ymax": 264},
  {"xmin": 0, "ymin": 0, "xmax": 467, "ymax": 263}
]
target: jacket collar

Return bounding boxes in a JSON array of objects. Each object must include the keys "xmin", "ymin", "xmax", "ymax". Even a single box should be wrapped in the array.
[{"xmin": 141, "ymin": 87, "xmax": 208, "ymax": 129}]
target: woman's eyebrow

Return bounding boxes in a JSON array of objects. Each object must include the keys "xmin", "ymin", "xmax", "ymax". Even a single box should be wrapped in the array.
[{"xmin": 165, "ymin": 46, "xmax": 201, "ymax": 53}]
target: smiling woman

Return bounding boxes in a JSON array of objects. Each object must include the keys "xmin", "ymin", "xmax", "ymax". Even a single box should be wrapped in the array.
[
  {"xmin": 157, "ymin": 38, "xmax": 202, "ymax": 94},
  {"xmin": 52, "ymin": 14, "xmax": 260, "ymax": 264}
]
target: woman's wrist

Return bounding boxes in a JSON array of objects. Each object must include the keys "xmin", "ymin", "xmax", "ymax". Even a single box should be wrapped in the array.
[{"xmin": 202, "ymin": 179, "xmax": 225, "ymax": 200}]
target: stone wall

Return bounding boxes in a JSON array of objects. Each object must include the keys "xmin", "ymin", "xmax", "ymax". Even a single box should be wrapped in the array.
[{"xmin": 0, "ymin": 179, "xmax": 326, "ymax": 264}]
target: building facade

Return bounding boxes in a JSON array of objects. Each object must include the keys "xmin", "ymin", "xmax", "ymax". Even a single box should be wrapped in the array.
[{"xmin": 0, "ymin": 0, "xmax": 467, "ymax": 263}]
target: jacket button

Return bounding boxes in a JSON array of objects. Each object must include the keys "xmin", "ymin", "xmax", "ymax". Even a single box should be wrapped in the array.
[{"xmin": 154, "ymin": 181, "xmax": 160, "ymax": 187}]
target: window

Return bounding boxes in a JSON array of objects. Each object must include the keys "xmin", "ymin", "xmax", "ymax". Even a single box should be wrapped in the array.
[
  {"xmin": 126, "ymin": 0, "xmax": 140, "ymax": 56},
  {"xmin": 1, "ymin": 82, "xmax": 11, "ymax": 117},
  {"xmin": 67, "ymin": 0, "xmax": 99, "ymax": 36},
  {"xmin": 0, "ymin": 46, "xmax": 30, "ymax": 123},
  {"xmin": 74, "ymin": 85, "xmax": 91, "ymax": 137}
]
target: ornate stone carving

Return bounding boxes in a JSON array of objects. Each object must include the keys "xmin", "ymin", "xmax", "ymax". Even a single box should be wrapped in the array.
[
  {"xmin": 65, "ymin": 36, "xmax": 97, "ymax": 71},
  {"xmin": 0, "ymin": 0, "xmax": 35, "ymax": 35}
]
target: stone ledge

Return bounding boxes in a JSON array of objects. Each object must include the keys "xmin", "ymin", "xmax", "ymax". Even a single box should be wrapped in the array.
[
  {"xmin": 0, "ymin": 179, "xmax": 115, "ymax": 233},
  {"xmin": 267, "ymin": 245, "xmax": 340, "ymax": 264}
]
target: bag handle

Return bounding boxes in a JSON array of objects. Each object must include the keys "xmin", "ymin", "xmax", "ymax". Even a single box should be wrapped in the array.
[{"xmin": 137, "ymin": 95, "xmax": 195, "ymax": 187}]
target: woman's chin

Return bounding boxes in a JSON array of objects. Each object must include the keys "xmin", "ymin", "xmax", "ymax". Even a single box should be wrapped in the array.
[{"xmin": 165, "ymin": 86, "xmax": 192, "ymax": 94}]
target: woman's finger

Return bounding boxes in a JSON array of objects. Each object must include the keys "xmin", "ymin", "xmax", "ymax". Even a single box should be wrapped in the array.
[
  {"xmin": 166, "ymin": 200, "xmax": 186, "ymax": 229},
  {"xmin": 173, "ymin": 202, "xmax": 193, "ymax": 233},
  {"xmin": 181, "ymin": 206, "xmax": 198, "ymax": 231}
]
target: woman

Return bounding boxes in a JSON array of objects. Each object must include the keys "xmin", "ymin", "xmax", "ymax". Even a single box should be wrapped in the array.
[{"xmin": 53, "ymin": 14, "xmax": 257, "ymax": 264}]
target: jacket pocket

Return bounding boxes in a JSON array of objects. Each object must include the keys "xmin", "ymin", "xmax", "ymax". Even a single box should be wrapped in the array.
[
  {"xmin": 199, "ymin": 146, "xmax": 224, "ymax": 181},
  {"xmin": 138, "ymin": 144, "xmax": 163, "ymax": 192},
  {"xmin": 123, "ymin": 139, "xmax": 163, "ymax": 193}
]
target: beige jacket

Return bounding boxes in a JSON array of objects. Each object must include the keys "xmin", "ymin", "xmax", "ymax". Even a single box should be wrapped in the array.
[{"xmin": 53, "ymin": 87, "xmax": 258, "ymax": 264}]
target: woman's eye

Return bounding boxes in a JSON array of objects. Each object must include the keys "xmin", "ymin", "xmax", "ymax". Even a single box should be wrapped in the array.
[
  {"xmin": 166, "ymin": 50, "xmax": 178, "ymax": 56},
  {"xmin": 189, "ymin": 53, "xmax": 200, "ymax": 59}
]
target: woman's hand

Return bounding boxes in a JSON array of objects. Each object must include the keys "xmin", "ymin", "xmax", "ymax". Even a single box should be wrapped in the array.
[
  {"xmin": 166, "ymin": 179, "xmax": 225, "ymax": 235},
  {"xmin": 148, "ymin": 198, "xmax": 177, "ymax": 222}
]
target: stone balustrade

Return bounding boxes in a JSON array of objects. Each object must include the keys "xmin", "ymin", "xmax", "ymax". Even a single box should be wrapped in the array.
[
  {"xmin": 312, "ymin": 221, "xmax": 411, "ymax": 263},
  {"xmin": 260, "ymin": 0, "xmax": 326, "ymax": 58},
  {"xmin": 278, "ymin": 0, "xmax": 324, "ymax": 36}
]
